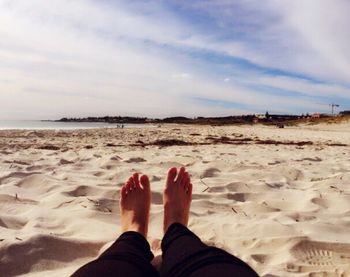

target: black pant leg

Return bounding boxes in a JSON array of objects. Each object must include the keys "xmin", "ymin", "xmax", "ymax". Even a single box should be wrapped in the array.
[
  {"xmin": 71, "ymin": 231, "xmax": 159, "ymax": 277},
  {"xmin": 160, "ymin": 223, "xmax": 258, "ymax": 277}
]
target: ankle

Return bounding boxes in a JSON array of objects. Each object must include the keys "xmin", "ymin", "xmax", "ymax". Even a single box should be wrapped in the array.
[{"xmin": 122, "ymin": 224, "xmax": 147, "ymax": 237}]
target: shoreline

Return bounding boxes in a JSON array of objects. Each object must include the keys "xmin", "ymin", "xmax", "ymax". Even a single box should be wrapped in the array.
[
  {"xmin": 1, "ymin": 114, "xmax": 349, "ymax": 131},
  {"xmin": 0, "ymin": 120, "xmax": 156, "ymax": 131}
]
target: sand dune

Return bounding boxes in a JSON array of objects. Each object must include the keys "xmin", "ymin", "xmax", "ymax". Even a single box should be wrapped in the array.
[{"xmin": 1, "ymin": 123, "xmax": 350, "ymax": 276}]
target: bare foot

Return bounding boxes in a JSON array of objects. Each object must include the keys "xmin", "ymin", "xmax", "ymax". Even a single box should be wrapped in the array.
[
  {"xmin": 163, "ymin": 166, "xmax": 192, "ymax": 233},
  {"xmin": 120, "ymin": 173, "xmax": 151, "ymax": 238}
]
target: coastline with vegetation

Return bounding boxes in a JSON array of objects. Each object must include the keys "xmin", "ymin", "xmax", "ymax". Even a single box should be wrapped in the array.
[{"xmin": 56, "ymin": 113, "xmax": 350, "ymax": 126}]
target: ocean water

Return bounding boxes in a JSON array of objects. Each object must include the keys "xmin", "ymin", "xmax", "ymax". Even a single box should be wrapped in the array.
[{"xmin": 0, "ymin": 120, "xmax": 153, "ymax": 130}]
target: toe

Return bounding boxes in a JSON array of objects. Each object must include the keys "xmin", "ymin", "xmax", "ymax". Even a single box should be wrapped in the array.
[
  {"xmin": 182, "ymin": 172, "xmax": 189, "ymax": 187},
  {"xmin": 187, "ymin": 183, "xmax": 193, "ymax": 196},
  {"xmin": 120, "ymin": 186, "xmax": 127, "ymax": 199},
  {"xmin": 140, "ymin": 175, "xmax": 150, "ymax": 190},
  {"xmin": 126, "ymin": 181, "xmax": 132, "ymax": 192},
  {"xmin": 166, "ymin": 167, "xmax": 177, "ymax": 187},
  {"xmin": 128, "ymin": 176, "xmax": 136, "ymax": 190},
  {"xmin": 175, "ymin": 166, "xmax": 186, "ymax": 184},
  {"xmin": 133, "ymin": 172, "xmax": 141, "ymax": 189}
]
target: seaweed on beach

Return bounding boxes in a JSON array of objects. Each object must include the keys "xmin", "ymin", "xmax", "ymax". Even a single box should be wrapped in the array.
[
  {"xmin": 129, "ymin": 140, "xmax": 146, "ymax": 147},
  {"xmin": 207, "ymin": 136, "xmax": 254, "ymax": 144},
  {"xmin": 147, "ymin": 136, "xmax": 316, "ymax": 147},
  {"xmin": 37, "ymin": 145, "xmax": 60, "ymax": 150},
  {"xmin": 326, "ymin": 143, "xmax": 348, "ymax": 146},
  {"xmin": 151, "ymin": 139, "xmax": 190, "ymax": 146},
  {"xmin": 255, "ymin": 140, "xmax": 313, "ymax": 146},
  {"xmin": 106, "ymin": 143, "xmax": 122, "ymax": 147}
]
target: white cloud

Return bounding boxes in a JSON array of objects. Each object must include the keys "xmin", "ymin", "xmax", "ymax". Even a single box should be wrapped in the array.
[
  {"xmin": 179, "ymin": 0, "xmax": 350, "ymax": 82},
  {"xmin": 171, "ymin": 73, "xmax": 192, "ymax": 79},
  {"xmin": 266, "ymin": 0, "xmax": 350, "ymax": 82},
  {"xmin": 258, "ymin": 76, "xmax": 350, "ymax": 100},
  {"xmin": 0, "ymin": 0, "xmax": 349, "ymax": 119}
]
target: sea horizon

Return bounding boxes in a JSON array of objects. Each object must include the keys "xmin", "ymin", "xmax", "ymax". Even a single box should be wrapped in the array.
[{"xmin": 0, "ymin": 120, "xmax": 154, "ymax": 130}]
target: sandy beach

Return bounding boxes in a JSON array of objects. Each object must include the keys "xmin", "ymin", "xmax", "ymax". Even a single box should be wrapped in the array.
[{"xmin": 1, "ymin": 123, "xmax": 350, "ymax": 276}]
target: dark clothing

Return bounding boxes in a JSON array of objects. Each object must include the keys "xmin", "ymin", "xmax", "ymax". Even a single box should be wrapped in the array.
[
  {"xmin": 71, "ymin": 231, "xmax": 157, "ymax": 277},
  {"xmin": 72, "ymin": 223, "xmax": 258, "ymax": 277},
  {"xmin": 160, "ymin": 223, "xmax": 258, "ymax": 277}
]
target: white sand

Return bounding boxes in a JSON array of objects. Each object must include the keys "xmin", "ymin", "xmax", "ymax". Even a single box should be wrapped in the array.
[{"xmin": 1, "ymin": 123, "xmax": 350, "ymax": 276}]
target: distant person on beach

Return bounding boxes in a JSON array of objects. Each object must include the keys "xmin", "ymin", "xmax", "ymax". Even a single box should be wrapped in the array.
[{"xmin": 72, "ymin": 167, "xmax": 258, "ymax": 277}]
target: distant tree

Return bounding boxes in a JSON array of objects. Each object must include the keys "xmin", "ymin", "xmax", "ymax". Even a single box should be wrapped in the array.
[{"xmin": 265, "ymin": 111, "xmax": 270, "ymax": 118}]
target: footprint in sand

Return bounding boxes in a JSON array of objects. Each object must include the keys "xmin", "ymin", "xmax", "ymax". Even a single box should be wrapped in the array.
[
  {"xmin": 0, "ymin": 194, "xmax": 38, "ymax": 216},
  {"xmin": 90, "ymin": 198, "xmax": 117, "ymax": 213},
  {"xmin": 227, "ymin": 192, "xmax": 248, "ymax": 202},
  {"xmin": 208, "ymin": 182, "xmax": 249, "ymax": 193},
  {"xmin": 201, "ymin": 167, "xmax": 221, "ymax": 178},
  {"xmin": 208, "ymin": 186, "xmax": 226, "ymax": 193},
  {"xmin": 63, "ymin": 185, "xmax": 106, "ymax": 198},
  {"xmin": 0, "ymin": 172, "xmax": 42, "ymax": 186},
  {"xmin": 280, "ymin": 168, "xmax": 304, "ymax": 181},
  {"xmin": 0, "ymin": 235, "xmax": 104, "ymax": 277},
  {"xmin": 251, "ymin": 254, "xmax": 270, "ymax": 264},
  {"xmin": 290, "ymin": 240, "xmax": 350, "ymax": 272},
  {"xmin": 311, "ymin": 197, "xmax": 329, "ymax": 209},
  {"xmin": 58, "ymin": 159, "xmax": 74, "ymax": 165},
  {"xmin": 124, "ymin": 157, "xmax": 146, "ymax": 163},
  {"xmin": 0, "ymin": 215, "xmax": 27, "ymax": 230}
]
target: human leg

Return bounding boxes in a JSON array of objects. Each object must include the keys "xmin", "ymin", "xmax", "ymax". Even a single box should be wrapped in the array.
[
  {"xmin": 160, "ymin": 167, "xmax": 258, "ymax": 277},
  {"xmin": 72, "ymin": 231, "xmax": 158, "ymax": 277},
  {"xmin": 71, "ymin": 173, "xmax": 159, "ymax": 277},
  {"xmin": 160, "ymin": 223, "xmax": 258, "ymax": 277}
]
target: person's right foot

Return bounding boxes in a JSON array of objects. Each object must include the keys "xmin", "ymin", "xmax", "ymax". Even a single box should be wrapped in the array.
[
  {"xmin": 120, "ymin": 173, "xmax": 151, "ymax": 238},
  {"xmin": 163, "ymin": 167, "xmax": 192, "ymax": 233}
]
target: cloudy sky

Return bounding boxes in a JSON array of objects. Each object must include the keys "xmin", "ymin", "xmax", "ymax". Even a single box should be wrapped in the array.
[{"xmin": 1, "ymin": 0, "xmax": 350, "ymax": 119}]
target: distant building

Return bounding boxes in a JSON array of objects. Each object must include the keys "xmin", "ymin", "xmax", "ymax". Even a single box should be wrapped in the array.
[
  {"xmin": 311, "ymin": 113, "xmax": 320, "ymax": 119},
  {"xmin": 340, "ymin": 110, "xmax": 350, "ymax": 116},
  {"xmin": 255, "ymin": 114, "xmax": 266, "ymax": 119}
]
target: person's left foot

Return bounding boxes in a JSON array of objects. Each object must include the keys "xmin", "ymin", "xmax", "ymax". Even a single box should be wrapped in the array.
[{"xmin": 120, "ymin": 173, "xmax": 151, "ymax": 238}]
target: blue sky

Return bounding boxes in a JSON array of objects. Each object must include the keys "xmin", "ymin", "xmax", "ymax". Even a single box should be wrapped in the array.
[{"xmin": 1, "ymin": 0, "xmax": 350, "ymax": 119}]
